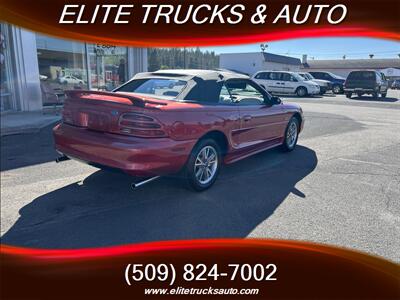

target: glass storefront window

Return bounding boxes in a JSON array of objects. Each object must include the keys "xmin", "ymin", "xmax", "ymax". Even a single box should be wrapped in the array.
[
  {"xmin": 1, "ymin": 26, "xmax": 145, "ymax": 112},
  {"xmin": 35, "ymin": 35, "xmax": 129, "ymax": 106},
  {"xmin": 0, "ymin": 24, "xmax": 14, "ymax": 112},
  {"xmin": 36, "ymin": 34, "xmax": 88, "ymax": 106},
  {"xmin": 88, "ymin": 44, "xmax": 128, "ymax": 91}
]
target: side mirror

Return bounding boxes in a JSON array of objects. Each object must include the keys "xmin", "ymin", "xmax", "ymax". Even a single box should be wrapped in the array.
[{"xmin": 271, "ymin": 96, "xmax": 282, "ymax": 105}]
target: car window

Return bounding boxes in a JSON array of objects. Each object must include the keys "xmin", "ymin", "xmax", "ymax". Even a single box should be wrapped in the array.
[
  {"xmin": 348, "ymin": 71, "xmax": 375, "ymax": 80},
  {"xmin": 269, "ymin": 72, "xmax": 281, "ymax": 81},
  {"xmin": 263, "ymin": 72, "xmax": 271, "ymax": 80},
  {"xmin": 281, "ymin": 73, "xmax": 292, "ymax": 81},
  {"xmin": 219, "ymin": 85, "xmax": 232, "ymax": 104},
  {"xmin": 347, "ymin": 72, "xmax": 360, "ymax": 80},
  {"xmin": 330, "ymin": 73, "xmax": 345, "ymax": 80},
  {"xmin": 298, "ymin": 73, "xmax": 307, "ymax": 80},
  {"xmin": 255, "ymin": 72, "xmax": 267, "ymax": 79},
  {"xmin": 303, "ymin": 73, "xmax": 313, "ymax": 80},
  {"xmin": 323, "ymin": 73, "xmax": 332, "ymax": 80},
  {"xmin": 310, "ymin": 72, "xmax": 320, "ymax": 79},
  {"xmin": 225, "ymin": 80, "xmax": 265, "ymax": 105},
  {"xmin": 117, "ymin": 78, "xmax": 187, "ymax": 99},
  {"xmin": 305, "ymin": 73, "xmax": 314, "ymax": 80},
  {"xmin": 282, "ymin": 73, "xmax": 290, "ymax": 81}
]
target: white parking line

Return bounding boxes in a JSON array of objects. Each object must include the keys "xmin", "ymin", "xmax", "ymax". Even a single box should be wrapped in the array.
[{"xmin": 338, "ymin": 158, "xmax": 391, "ymax": 167}]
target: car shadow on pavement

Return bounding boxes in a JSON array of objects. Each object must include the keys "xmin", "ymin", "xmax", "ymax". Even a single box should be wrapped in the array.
[
  {"xmin": 1, "ymin": 145, "xmax": 317, "ymax": 249},
  {"xmin": 1, "ymin": 122, "xmax": 59, "ymax": 172},
  {"xmin": 275, "ymin": 94, "xmax": 325, "ymax": 99},
  {"xmin": 349, "ymin": 96, "xmax": 399, "ymax": 103}
]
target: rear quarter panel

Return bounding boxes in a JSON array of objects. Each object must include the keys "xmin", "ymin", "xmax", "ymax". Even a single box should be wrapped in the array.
[{"xmin": 154, "ymin": 102, "xmax": 241, "ymax": 151}]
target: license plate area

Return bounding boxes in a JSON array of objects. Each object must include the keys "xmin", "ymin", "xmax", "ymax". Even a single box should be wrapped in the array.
[{"xmin": 76, "ymin": 111, "xmax": 110, "ymax": 131}]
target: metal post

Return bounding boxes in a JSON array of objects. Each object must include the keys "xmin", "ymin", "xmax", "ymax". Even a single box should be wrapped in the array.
[{"xmin": 85, "ymin": 43, "xmax": 91, "ymax": 90}]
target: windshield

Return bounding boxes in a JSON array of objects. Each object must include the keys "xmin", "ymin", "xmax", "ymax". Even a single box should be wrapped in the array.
[
  {"xmin": 328, "ymin": 72, "xmax": 345, "ymax": 80},
  {"xmin": 299, "ymin": 73, "xmax": 313, "ymax": 81},
  {"xmin": 348, "ymin": 71, "xmax": 375, "ymax": 80},
  {"xmin": 293, "ymin": 73, "xmax": 306, "ymax": 81},
  {"xmin": 117, "ymin": 78, "xmax": 187, "ymax": 99}
]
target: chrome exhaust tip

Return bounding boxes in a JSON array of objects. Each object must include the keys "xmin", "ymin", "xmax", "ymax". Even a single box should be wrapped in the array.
[{"xmin": 131, "ymin": 176, "xmax": 160, "ymax": 189}]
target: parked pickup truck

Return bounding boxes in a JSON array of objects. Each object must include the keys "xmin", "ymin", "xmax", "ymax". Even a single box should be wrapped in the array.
[{"xmin": 344, "ymin": 70, "xmax": 388, "ymax": 99}]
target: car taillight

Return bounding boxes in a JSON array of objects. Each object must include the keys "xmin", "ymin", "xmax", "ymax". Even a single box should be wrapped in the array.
[{"xmin": 118, "ymin": 113, "xmax": 167, "ymax": 137}]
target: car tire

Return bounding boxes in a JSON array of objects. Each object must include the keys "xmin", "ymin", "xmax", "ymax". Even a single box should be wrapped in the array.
[
  {"xmin": 184, "ymin": 139, "xmax": 221, "ymax": 191},
  {"xmin": 281, "ymin": 117, "xmax": 299, "ymax": 152},
  {"xmin": 332, "ymin": 85, "xmax": 341, "ymax": 94},
  {"xmin": 346, "ymin": 93, "xmax": 352, "ymax": 99},
  {"xmin": 381, "ymin": 93, "xmax": 387, "ymax": 98},
  {"xmin": 372, "ymin": 92, "xmax": 378, "ymax": 99},
  {"xmin": 296, "ymin": 87, "xmax": 307, "ymax": 97}
]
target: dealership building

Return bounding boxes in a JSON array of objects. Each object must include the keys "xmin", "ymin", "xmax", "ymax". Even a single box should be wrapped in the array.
[
  {"xmin": 0, "ymin": 23, "xmax": 148, "ymax": 114},
  {"xmin": 219, "ymin": 52, "xmax": 302, "ymax": 76}
]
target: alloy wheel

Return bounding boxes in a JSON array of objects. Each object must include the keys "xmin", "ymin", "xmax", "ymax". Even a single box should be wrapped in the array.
[
  {"xmin": 194, "ymin": 146, "xmax": 218, "ymax": 185},
  {"xmin": 286, "ymin": 121, "xmax": 298, "ymax": 148},
  {"xmin": 333, "ymin": 85, "xmax": 341, "ymax": 94},
  {"xmin": 297, "ymin": 88, "xmax": 306, "ymax": 97}
]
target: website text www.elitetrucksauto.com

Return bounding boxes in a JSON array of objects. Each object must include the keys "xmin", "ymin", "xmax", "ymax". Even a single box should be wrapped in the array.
[{"xmin": 144, "ymin": 287, "xmax": 259, "ymax": 296}]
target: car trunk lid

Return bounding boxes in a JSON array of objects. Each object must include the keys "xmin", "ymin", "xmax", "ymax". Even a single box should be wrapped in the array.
[{"xmin": 62, "ymin": 90, "xmax": 169, "ymax": 136}]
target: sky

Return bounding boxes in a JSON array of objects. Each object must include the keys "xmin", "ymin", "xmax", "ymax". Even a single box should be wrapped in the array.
[{"xmin": 200, "ymin": 37, "xmax": 400, "ymax": 60}]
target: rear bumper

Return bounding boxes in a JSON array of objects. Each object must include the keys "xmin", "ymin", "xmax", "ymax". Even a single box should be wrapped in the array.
[
  {"xmin": 344, "ymin": 88, "xmax": 376, "ymax": 93},
  {"xmin": 53, "ymin": 123, "xmax": 196, "ymax": 177}
]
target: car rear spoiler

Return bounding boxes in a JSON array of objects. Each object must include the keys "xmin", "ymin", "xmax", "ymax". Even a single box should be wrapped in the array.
[{"xmin": 64, "ymin": 90, "xmax": 167, "ymax": 107}]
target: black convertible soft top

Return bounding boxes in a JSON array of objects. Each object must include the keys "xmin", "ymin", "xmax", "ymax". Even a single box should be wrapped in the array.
[{"xmin": 120, "ymin": 69, "xmax": 250, "ymax": 103}]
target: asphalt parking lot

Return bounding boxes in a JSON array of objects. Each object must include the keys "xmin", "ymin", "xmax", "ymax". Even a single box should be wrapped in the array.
[{"xmin": 1, "ymin": 89, "xmax": 399, "ymax": 262}]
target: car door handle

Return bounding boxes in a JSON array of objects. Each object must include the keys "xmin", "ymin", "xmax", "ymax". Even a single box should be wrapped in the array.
[{"xmin": 243, "ymin": 115, "xmax": 252, "ymax": 121}]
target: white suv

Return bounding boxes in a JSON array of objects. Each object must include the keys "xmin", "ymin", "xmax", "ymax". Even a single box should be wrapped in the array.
[{"xmin": 252, "ymin": 71, "xmax": 320, "ymax": 97}]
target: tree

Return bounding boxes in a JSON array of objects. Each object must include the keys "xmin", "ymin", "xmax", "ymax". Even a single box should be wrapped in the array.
[
  {"xmin": 148, "ymin": 49, "xmax": 160, "ymax": 71},
  {"xmin": 147, "ymin": 48, "xmax": 219, "ymax": 71}
]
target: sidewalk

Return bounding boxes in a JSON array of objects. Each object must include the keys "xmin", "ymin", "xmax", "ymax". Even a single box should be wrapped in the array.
[{"xmin": 1, "ymin": 111, "xmax": 61, "ymax": 137}]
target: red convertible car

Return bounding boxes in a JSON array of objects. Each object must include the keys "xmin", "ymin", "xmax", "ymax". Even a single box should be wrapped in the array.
[{"xmin": 53, "ymin": 70, "xmax": 304, "ymax": 191}]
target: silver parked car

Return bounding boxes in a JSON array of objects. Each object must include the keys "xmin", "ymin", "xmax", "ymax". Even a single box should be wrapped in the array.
[{"xmin": 298, "ymin": 72, "xmax": 331, "ymax": 95}]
